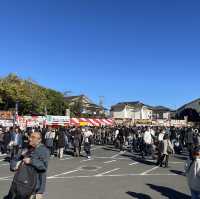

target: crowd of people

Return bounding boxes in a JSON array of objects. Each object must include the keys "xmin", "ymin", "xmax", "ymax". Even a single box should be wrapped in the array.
[
  {"xmin": 1, "ymin": 124, "xmax": 200, "ymax": 199},
  {"xmin": 1, "ymin": 125, "xmax": 199, "ymax": 162}
]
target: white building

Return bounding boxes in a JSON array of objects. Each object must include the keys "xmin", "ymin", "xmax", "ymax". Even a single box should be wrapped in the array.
[
  {"xmin": 110, "ymin": 102, "xmax": 173, "ymax": 121},
  {"xmin": 151, "ymin": 106, "xmax": 173, "ymax": 120},
  {"xmin": 110, "ymin": 102, "xmax": 152, "ymax": 120}
]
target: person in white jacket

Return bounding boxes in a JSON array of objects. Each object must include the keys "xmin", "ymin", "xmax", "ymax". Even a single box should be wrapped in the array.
[
  {"xmin": 82, "ymin": 128, "xmax": 93, "ymax": 159},
  {"xmin": 45, "ymin": 129, "xmax": 55, "ymax": 157},
  {"xmin": 185, "ymin": 146, "xmax": 200, "ymax": 199},
  {"xmin": 143, "ymin": 127, "xmax": 154, "ymax": 157}
]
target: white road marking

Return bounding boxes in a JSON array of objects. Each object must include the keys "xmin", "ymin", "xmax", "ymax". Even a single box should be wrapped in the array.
[
  {"xmin": 48, "ymin": 169, "xmax": 80, "ymax": 179},
  {"xmin": 78, "ymin": 165, "xmax": 102, "ymax": 172},
  {"xmin": 91, "ymin": 146, "xmax": 104, "ymax": 151},
  {"xmin": 91, "ymin": 156, "xmax": 130, "ymax": 160},
  {"xmin": 80, "ymin": 158, "xmax": 94, "ymax": 163},
  {"xmin": 170, "ymin": 162, "xmax": 184, "ymax": 164},
  {"xmin": 145, "ymin": 173, "xmax": 178, "ymax": 176},
  {"xmin": 60, "ymin": 157, "xmax": 73, "ymax": 160},
  {"xmin": 111, "ymin": 151, "xmax": 125, "ymax": 159},
  {"xmin": 116, "ymin": 157, "xmax": 131, "ymax": 160},
  {"xmin": 129, "ymin": 162, "xmax": 139, "ymax": 166},
  {"xmin": 140, "ymin": 166, "xmax": 159, "ymax": 175},
  {"xmin": 105, "ymin": 173, "xmax": 178, "ymax": 177},
  {"xmin": 92, "ymin": 156, "xmax": 112, "ymax": 159},
  {"xmin": 95, "ymin": 168, "xmax": 120, "ymax": 176},
  {"xmin": 0, "ymin": 175, "xmax": 13, "ymax": 180},
  {"xmin": 0, "ymin": 163, "xmax": 9, "ymax": 167},
  {"xmin": 48, "ymin": 173, "xmax": 178, "ymax": 180},
  {"xmin": 104, "ymin": 160, "xmax": 117, "ymax": 164},
  {"xmin": 0, "ymin": 159, "xmax": 5, "ymax": 162}
]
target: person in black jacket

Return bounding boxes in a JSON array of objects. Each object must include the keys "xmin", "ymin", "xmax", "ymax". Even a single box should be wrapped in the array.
[
  {"xmin": 186, "ymin": 128, "xmax": 195, "ymax": 159},
  {"xmin": 117, "ymin": 128, "xmax": 124, "ymax": 153},
  {"xmin": 56, "ymin": 128, "xmax": 65, "ymax": 159},
  {"xmin": 4, "ymin": 128, "xmax": 11, "ymax": 155},
  {"xmin": 5, "ymin": 131, "xmax": 49, "ymax": 199},
  {"xmin": 73, "ymin": 128, "xmax": 82, "ymax": 157},
  {"xmin": 26, "ymin": 132, "xmax": 49, "ymax": 199}
]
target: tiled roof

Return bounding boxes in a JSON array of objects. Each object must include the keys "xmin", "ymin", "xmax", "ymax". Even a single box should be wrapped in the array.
[{"xmin": 111, "ymin": 101, "xmax": 172, "ymax": 112}]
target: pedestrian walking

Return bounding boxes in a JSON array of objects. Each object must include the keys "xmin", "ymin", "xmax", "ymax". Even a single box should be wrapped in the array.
[
  {"xmin": 185, "ymin": 146, "xmax": 200, "ymax": 199},
  {"xmin": 82, "ymin": 128, "xmax": 93, "ymax": 159},
  {"xmin": 159, "ymin": 134, "xmax": 174, "ymax": 168},
  {"xmin": 5, "ymin": 131, "xmax": 49, "ymax": 199},
  {"xmin": 56, "ymin": 128, "xmax": 65, "ymax": 159}
]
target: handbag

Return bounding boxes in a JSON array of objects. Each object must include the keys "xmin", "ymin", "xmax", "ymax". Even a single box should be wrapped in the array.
[{"xmin": 167, "ymin": 141, "xmax": 173, "ymax": 154}]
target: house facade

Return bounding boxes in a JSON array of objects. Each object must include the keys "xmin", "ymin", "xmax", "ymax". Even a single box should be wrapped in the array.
[
  {"xmin": 110, "ymin": 102, "xmax": 153, "ymax": 120},
  {"xmin": 65, "ymin": 95, "xmax": 106, "ymax": 116},
  {"xmin": 111, "ymin": 102, "xmax": 172, "ymax": 121}
]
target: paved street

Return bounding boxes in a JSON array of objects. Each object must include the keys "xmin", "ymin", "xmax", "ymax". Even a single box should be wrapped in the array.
[{"xmin": 0, "ymin": 146, "xmax": 191, "ymax": 199}]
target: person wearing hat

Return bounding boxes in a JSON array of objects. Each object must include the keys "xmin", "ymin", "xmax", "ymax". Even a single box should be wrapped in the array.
[{"xmin": 185, "ymin": 146, "xmax": 200, "ymax": 198}]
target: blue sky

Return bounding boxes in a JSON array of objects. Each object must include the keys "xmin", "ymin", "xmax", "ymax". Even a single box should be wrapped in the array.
[{"xmin": 0, "ymin": 0, "xmax": 200, "ymax": 109}]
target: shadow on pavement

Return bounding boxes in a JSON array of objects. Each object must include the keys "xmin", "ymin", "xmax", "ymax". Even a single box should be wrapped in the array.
[
  {"xmin": 170, "ymin": 169, "xmax": 185, "ymax": 176},
  {"xmin": 102, "ymin": 147, "xmax": 120, "ymax": 152},
  {"xmin": 121, "ymin": 154, "xmax": 156, "ymax": 166},
  {"xmin": 126, "ymin": 191, "xmax": 152, "ymax": 199},
  {"xmin": 147, "ymin": 183, "xmax": 190, "ymax": 199},
  {"xmin": 174, "ymin": 155, "xmax": 187, "ymax": 161}
]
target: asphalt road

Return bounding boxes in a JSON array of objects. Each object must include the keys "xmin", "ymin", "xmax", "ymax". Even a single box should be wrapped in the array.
[{"xmin": 0, "ymin": 145, "xmax": 191, "ymax": 199}]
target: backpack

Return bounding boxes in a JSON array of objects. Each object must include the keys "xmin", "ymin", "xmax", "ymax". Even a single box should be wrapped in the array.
[
  {"xmin": 167, "ymin": 141, "xmax": 173, "ymax": 154},
  {"xmin": 10, "ymin": 154, "xmax": 21, "ymax": 172},
  {"xmin": 9, "ymin": 163, "xmax": 37, "ymax": 198}
]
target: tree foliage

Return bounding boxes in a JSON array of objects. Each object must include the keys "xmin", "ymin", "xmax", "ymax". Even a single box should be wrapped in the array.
[
  {"xmin": 0, "ymin": 73, "xmax": 68, "ymax": 115},
  {"xmin": 178, "ymin": 108, "xmax": 200, "ymax": 122}
]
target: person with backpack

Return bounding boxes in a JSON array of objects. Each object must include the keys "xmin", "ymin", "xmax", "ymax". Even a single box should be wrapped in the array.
[
  {"xmin": 185, "ymin": 146, "xmax": 200, "ymax": 199},
  {"xmin": 5, "ymin": 131, "xmax": 49, "ymax": 199}
]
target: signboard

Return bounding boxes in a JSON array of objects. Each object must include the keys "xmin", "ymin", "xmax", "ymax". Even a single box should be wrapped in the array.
[
  {"xmin": 0, "ymin": 119, "xmax": 14, "ymax": 127},
  {"xmin": 79, "ymin": 122, "xmax": 88, "ymax": 126},
  {"xmin": 17, "ymin": 116, "xmax": 45, "ymax": 128},
  {"xmin": 135, "ymin": 119, "xmax": 152, "ymax": 125},
  {"xmin": 153, "ymin": 119, "xmax": 187, "ymax": 127},
  {"xmin": 46, "ymin": 115, "xmax": 70, "ymax": 125}
]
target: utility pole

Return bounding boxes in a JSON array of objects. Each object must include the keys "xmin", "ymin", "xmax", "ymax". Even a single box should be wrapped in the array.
[
  {"xmin": 14, "ymin": 101, "xmax": 19, "ymax": 126},
  {"xmin": 99, "ymin": 96, "xmax": 105, "ymax": 117},
  {"xmin": 44, "ymin": 105, "xmax": 47, "ymax": 116},
  {"xmin": 99, "ymin": 96, "xmax": 104, "ymax": 107}
]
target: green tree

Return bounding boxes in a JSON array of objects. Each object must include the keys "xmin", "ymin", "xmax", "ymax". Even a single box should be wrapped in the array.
[{"xmin": 0, "ymin": 73, "xmax": 68, "ymax": 115}]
